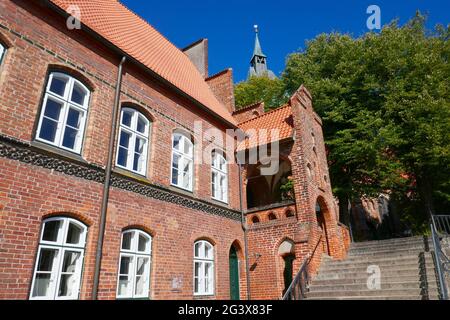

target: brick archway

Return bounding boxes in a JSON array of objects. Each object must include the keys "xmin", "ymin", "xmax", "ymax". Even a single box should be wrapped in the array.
[{"xmin": 315, "ymin": 196, "xmax": 332, "ymax": 256}]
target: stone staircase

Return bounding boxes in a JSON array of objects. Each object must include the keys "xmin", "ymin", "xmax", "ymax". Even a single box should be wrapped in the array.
[{"xmin": 307, "ymin": 236, "xmax": 442, "ymax": 300}]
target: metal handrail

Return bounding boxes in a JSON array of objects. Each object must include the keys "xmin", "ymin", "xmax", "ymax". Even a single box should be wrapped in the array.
[
  {"xmin": 282, "ymin": 254, "xmax": 310, "ymax": 300},
  {"xmin": 282, "ymin": 235, "xmax": 323, "ymax": 300},
  {"xmin": 430, "ymin": 215, "xmax": 450, "ymax": 300}
]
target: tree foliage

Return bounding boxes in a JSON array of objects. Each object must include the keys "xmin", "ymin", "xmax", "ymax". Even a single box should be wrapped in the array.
[{"xmin": 234, "ymin": 75, "xmax": 287, "ymax": 110}]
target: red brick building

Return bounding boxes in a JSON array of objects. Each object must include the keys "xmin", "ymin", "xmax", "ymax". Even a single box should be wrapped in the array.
[{"xmin": 0, "ymin": 0, "xmax": 349, "ymax": 300}]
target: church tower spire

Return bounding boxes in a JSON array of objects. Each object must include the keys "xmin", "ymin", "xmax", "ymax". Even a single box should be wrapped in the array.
[{"xmin": 248, "ymin": 25, "xmax": 276, "ymax": 79}]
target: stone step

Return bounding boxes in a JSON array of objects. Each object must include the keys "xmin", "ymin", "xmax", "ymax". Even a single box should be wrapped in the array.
[
  {"xmin": 349, "ymin": 243, "xmax": 429, "ymax": 253},
  {"xmin": 314, "ymin": 266, "xmax": 426, "ymax": 280},
  {"xmin": 350, "ymin": 236, "xmax": 426, "ymax": 247},
  {"xmin": 334, "ymin": 252, "xmax": 431, "ymax": 263},
  {"xmin": 311, "ymin": 275, "xmax": 439, "ymax": 286},
  {"xmin": 318, "ymin": 261, "xmax": 434, "ymax": 274},
  {"xmin": 319, "ymin": 255, "xmax": 433, "ymax": 271},
  {"xmin": 306, "ymin": 288, "xmax": 429, "ymax": 298},
  {"xmin": 308, "ymin": 281, "xmax": 439, "ymax": 292},
  {"xmin": 348, "ymin": 247, "xmax": 429, "ymax": 257}
]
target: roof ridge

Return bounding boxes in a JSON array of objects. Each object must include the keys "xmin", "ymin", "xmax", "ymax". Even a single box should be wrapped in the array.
[{"xmin": 238, "ymin": 104, "xmax": 291, "ymax": 126}]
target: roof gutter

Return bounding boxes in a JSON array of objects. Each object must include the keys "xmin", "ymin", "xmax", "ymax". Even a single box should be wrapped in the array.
[{"xmin": 42, "ymin": 0, "xmax": 238, "ymax": 129}]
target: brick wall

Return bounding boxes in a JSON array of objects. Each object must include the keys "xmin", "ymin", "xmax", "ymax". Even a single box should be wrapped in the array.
[
  {"xmin": 0, "ymin": 0, "xmax": 246, "ymax": 300},
  {"xmin": 206, "ymin": 69, "xmax": 235, "ymax": 114}
]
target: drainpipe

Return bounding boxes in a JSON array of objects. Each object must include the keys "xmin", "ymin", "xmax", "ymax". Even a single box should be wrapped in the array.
[
  {"xmin": 238, "ymin": 160, "xmax": 251, "ymax": 300},
  {"xmin": 92, "ymin": 56, "xmax": 127, "ymax": 300}
]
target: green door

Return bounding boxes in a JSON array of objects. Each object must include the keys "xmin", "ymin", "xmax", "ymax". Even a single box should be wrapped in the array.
[
  {"xmin": 229, "ymin": 246, "xmax": 240, "ymax": 300},
  {"xmin": 283, "ymin": 255, "xmax": 295, "ymax": 296}
]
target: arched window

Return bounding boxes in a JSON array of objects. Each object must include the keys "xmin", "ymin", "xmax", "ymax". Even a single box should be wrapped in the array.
[
  {"xmin": 116, "ymin": 108, "xmax": 150, "ymax": 175},
  {"xmin": 117, "ymin": 229, "xmax": 152, "ymax": 299},
  {"xmin": 285, "ymin": 210, "xmax": 294, "ymax": 218},
  {"xmin": 0, "ymin": 42, "xmax": 5, "ymax": 65},
  {"xmin": 251, "ymin": 216, "xmax": 260, "ymax": 224},
  {"xmin": 306, "ymin": 163, "xmax": 313, "ymax": 179},
  {"xmin": 211, "ymin": 151, "xmax": 228, "ymax": 203},
  {"xmin": 171, "ymin": 132, "xmax": 194, "ymax": 191},
  {"xmin": 36, "ymin": 72, "xmax": 90, "ymax": 153},
  {"xmin": 194, "ymin": 240, "xmax": 214, "ymax": 296},
  {"xmin": 268, "ymin": 212, "xmax": 277, "ymax": 221},
  {"xmin": 30, "ymin": 217, "xmax": 87, "ymax": 300}
]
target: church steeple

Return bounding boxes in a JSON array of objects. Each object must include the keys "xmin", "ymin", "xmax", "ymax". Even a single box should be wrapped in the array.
[{"xmin": 248, "ymin": 25, "xmax": 276, "ymax": 79}]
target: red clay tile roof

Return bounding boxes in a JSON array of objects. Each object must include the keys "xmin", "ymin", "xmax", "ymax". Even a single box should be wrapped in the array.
[
  {"xmin": 48, "ymin": 0, "xmax": 236, "ymax": 126},
  {"xmin": 237, "ymin": 105, "xmax": 294, "ymax": 151}
]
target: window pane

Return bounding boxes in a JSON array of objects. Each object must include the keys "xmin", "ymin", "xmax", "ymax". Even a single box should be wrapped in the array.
[
  {"xmin": 118, "ymin": 275, "xmax": 130, "ymax": 297},
  {"xmin": 66, "ymin": 222, "xmax": 83, "ymax": 245},
  {"xmin": 205, "ymin": 263, "xmax": 212, "ymax": 292},
  {"xmin": 171, "ymin": 154, "xmax": 180, "ymax": 185},
  {"xmin": 37, "ymin": 248, "xmax": 58, "ymax": 271},
  {"xmin": 61, "ymin": 251, "xmax": 80, "ymax": 273},
  {"xmin": 118, "ymin": 147, "xmax": 128, "ymax": 167},
  {"xmin": 137, "ymin": 116, "xmax": 146, "ymax": 134},
  {"xmin": 173, "ymin": 135, "xmax": 181, "ymax": 150},
  {"xmin": 138, "ymin": 234, "xmax": 149, "ymax": 253},
  {"xmin": 42, "ymin": 220, "xmax": 61, "ymax": 242},
  {"xmin": 49, "ymin": 76, "xmax": 67, "ymax": 97},
  {"xmin": 66, "ymin": 108, "xmax": 82, "ymax": 128},
  {"xmin": 71, "ymin": 83, "xmax": 86, "ymax": 106},
  {"xmin": 204, "ymin": 244, "xmax": 211, "ymax": 259},
  {"xmin": 135, "ymin": 137, "xmax": 145, "ymax": 154},
  {"xmin": 195, "ymin": 242, "xmax": 202, "ymax": 258},
  {"xmin": 58, "ymin": 251, "xmax": 81, "ymax": 297},
  {"xmin": 121, "ymin": 232, "xmax": 132, "ymax": 250},
  {"xmin": 44, "ymin": 99, "xmax": 63, "ymax": 120},
  {"xmin": 119, "ymin": 256, "xmax": 132, "ymax": 275},
  {"xmin": 32, "ymin": 273, "xmax": 52, "ymax": 298},
  {"xmin": 184, "ymin": 139, "xmax": 192, "ymax": 155},
  {"xmin": 58, "ymin": 274, "xmax": 76, "ymax": 297},
  {"xmin": 39, "ymin": 118, "xmax": 59, "ymax": 143},
  {"xmin": 133, "ymin": 153, "xmax": 142, "ymax": 172},
  {"xmin": 119, "ymin": 131, "xmax": 131, "ymax": 148},
  {"xmin": 62, "ymin": 126, "xmax": 78, "ymax": 150},
  {"xmin": 136, "ymin": 257, "xmax": 149, "ymax": 276},
  {"xmin": 122, "ymin": 111, "xmax": 132, "ymax": 127}
]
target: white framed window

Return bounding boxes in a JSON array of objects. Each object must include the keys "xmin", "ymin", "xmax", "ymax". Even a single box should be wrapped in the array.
[
  {"xmin": 116, "ymin": 108, "xmax": 150, "ymax": 175},
  {"xmin": 116, "ymin": 229, "xmax": 152, "ymax": 299},
  {"xmin": 36, "ymin": 72, "xmax": 90, "ymax": 153},
  {"xmin": 171, "ymin": 132, "xmax": 194, "ymax": 191},
  {"xmin": 30, "ymin": 217, "xmax": 87, "ymax": 300},
  {"xmin": 211, "ymin": 151, "xmax": 228, "ymax": 203},
  {"xmin": 0, "ymin": 43, "xmax": 5, "ymax": 65},
  {"xmin": 193, "ymin": 240, "xmax": 214, "ymax": 296}
]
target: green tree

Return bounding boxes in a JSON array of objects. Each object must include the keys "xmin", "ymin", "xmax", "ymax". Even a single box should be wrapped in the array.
[
  {"xmin": 282, "ymin": 14, "xmax": 450, "ymax": 229},
  {"xmin": 234, "ymin": 75, "xmax": 287, "ymax": 110}
]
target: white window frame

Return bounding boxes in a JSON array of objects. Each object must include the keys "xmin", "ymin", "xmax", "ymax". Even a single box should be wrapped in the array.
[
  {"xmin": 36, "ymin": 72, "xmax": 90, "ymax": 154},
  {"xmin": 193, "ymin": 240, "xmax": 215, "ymax": 296},
  {"xmin": 211, "ymin": 151, "xmax": 228, "ymax": 203},
  {"xmin": 171, "ymin": 133, "xmax": 194, "ymax": 191},
  {"xmin": 0, "ymin": 43, "xmax": 5, "ymax": 65},
  {"xmin": 30, "ymin": 217, "xmax": 87, "ymax": 300},
  {"xmin": 116, "ymin": 229, "xmax": 152, "ymax": 299},
  {"xmin": 115, "ymin": 108, "xmax": 150, "ymax": 175}
]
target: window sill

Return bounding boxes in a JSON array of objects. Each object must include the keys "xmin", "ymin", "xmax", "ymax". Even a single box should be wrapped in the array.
[
  {"xmin": 210, "ymin": 198, "xmax": 229, "ymax": 208},
  {"xmin": 30, "ymin": 140, "xmax": 87, "ymax": 164},
  {"xmin": 113, "ymin": 166, "xmax": 149, "ymax": 183},
  {"xmin": 169, "ymin": 184, "xmax": 194, "ymax": 197},
  {"xmin": 116, "ymin": 297, "xmax": 150, "ymax": 300}
]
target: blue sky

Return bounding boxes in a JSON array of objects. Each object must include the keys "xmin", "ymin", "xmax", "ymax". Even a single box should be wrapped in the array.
[{"xmin": 121, "ymin": 0, "xmax": 450, "ymax": 83}]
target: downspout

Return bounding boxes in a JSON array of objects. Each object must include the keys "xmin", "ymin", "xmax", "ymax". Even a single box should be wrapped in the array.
[
  {"xmin": 238, "ymin": 160, "xmax": 251, "ymax": 300},
  {"xmin": 92, "ymin": 56, "xmax": 126, "ymax": 300}
]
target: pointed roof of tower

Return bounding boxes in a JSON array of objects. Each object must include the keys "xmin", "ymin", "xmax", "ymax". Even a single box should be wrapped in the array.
[{"xmin": 252, "ymin": 25, "xmax": 266, "ymax": 58}]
